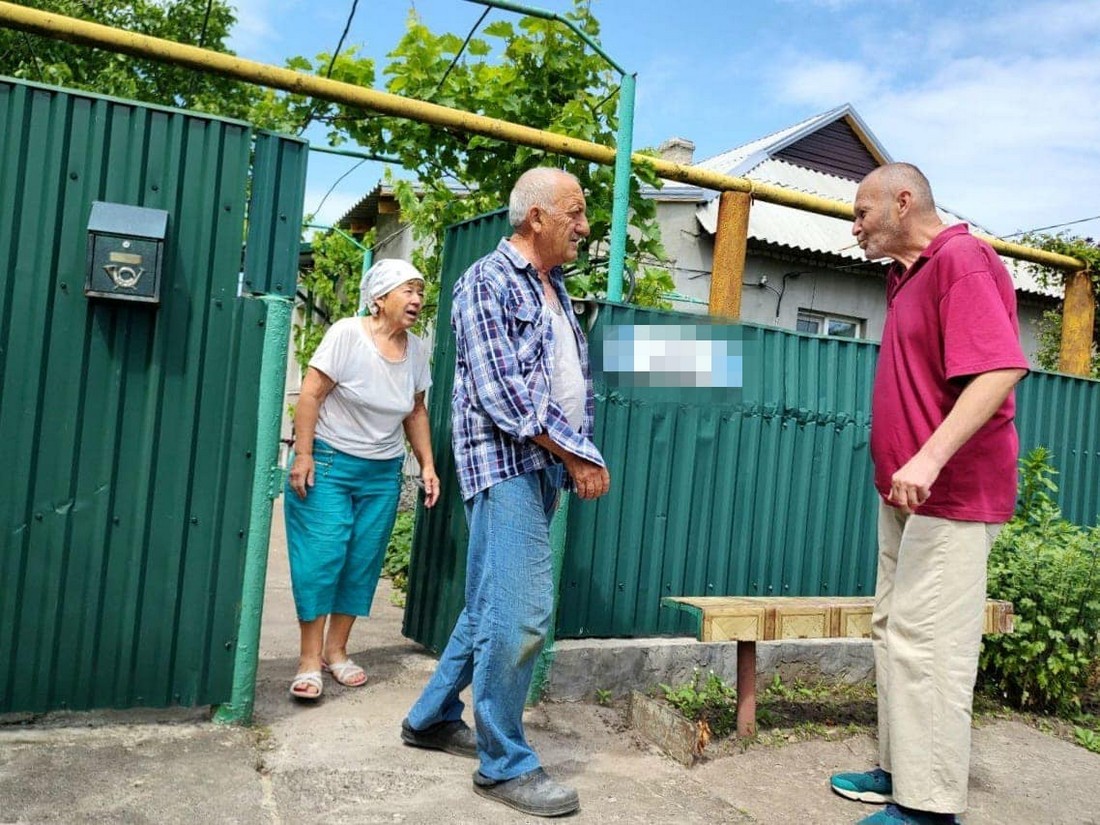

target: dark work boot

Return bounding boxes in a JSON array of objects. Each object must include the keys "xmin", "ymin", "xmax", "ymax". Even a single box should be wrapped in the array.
[
  {"xmin": 400, "ymin": 718, "xmax": 478, "ymax": 758},
  {"xmin": 472, "ymin": 768, "xmax": 580, "ymax": 817}
]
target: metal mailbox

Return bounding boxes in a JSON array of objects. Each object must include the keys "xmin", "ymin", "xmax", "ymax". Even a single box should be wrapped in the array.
[{"xmin": 85, "ymin": 201, "xmax": 169, "ymax": 304}]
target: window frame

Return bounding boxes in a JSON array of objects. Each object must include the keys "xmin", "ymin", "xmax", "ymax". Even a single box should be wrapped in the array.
[{"xmin": 795, "ymin": 309, "xmax": 865, "ymax": 339}]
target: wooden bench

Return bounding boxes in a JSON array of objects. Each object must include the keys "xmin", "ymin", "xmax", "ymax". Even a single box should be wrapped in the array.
[{"xmin": 662, "ymin": 596, "xmax": 1014, "ymax": 738}]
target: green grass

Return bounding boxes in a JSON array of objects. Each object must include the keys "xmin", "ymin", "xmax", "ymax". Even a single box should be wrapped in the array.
[{"xmin": 647, "ymin": 671, "xmax": 1100, "ymax": 755}]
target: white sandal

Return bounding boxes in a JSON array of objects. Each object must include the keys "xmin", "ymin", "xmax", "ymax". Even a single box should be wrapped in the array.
[
  {"xmin": 289, "ymin": 670, "xmax": 323, "ymax": 700},
  {"xmin": 323, "ymin": 659, "xmax": 367, "ymax": 687}
]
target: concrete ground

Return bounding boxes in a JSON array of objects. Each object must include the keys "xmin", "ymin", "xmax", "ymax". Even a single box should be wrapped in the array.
[{"xmin": 2, "ymin": 503, "xmax": 1099, "ymax": 824}]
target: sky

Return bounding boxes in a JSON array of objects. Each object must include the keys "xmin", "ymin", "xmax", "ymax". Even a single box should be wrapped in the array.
[{"xmin": 227, "ymin": 0, "xmax": 1100, "ymax": 240}]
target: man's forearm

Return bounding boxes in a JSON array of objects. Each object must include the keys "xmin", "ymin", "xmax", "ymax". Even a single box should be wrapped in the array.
[
  {"xmin": 918, "ymin": 368, "xmax": 1027, "ymax": 468},
  {"xmin": 888, "ymin": 367, "xmax": 1027, "ymax": 509},
  {"xmin": 532, "ymin": 432, "xmax": 575, "ymax": 463}
]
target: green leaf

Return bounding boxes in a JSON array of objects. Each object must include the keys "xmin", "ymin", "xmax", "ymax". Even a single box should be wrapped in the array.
[
  {"xmin": 467, "ymin": 39, "xmax": 491, "ymax": 57},
  {"xmin": 483, "ymin": 20, "xmax": 516, "ymax": 38}
]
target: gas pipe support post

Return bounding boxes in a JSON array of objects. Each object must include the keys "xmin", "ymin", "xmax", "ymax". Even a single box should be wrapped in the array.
[
  {"xmin": 1059, "ymin": 269, "xmax": 1096, "ymax": 376},
  {"xmin": 708, "ymin": 191, "xmax": 752, "ymax": 320}
]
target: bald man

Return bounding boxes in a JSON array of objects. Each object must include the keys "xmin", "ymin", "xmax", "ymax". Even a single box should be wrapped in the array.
[{"xmin": 830, "ymin": 163, "xmax": 1028, "ymax": 825}]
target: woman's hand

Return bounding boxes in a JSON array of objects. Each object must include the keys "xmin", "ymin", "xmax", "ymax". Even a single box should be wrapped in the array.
[
  {"xmin": 421, "ymin": 466, "xmax": 440, "ymax": 508},
  {"xmin": 289, "ymin": 453, "xmax": 315, "ymax": 499}
]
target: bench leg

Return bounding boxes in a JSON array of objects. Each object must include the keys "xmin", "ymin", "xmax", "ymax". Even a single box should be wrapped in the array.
[{"xmin": 736, "ymin": 640, "xmax": 756, "ymax": 738}]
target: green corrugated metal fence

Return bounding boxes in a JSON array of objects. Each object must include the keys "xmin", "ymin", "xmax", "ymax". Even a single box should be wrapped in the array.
[
  {"xmin": 562, "ymin": 308, "xmax": 1100, "ymax": 638},
  {"xmin": 1015, "ymin": 370, "xmax": 1100, "ymax": 526},
  {"xmin": 403, "ymin": 209, "xmax": 512, "ymax": 654},
  {"xmin": 558, "ymin": 306, "xmax": 881, "ymax": 637},
  {"xmin": 0, "ymin": 78, "xmax": 306, "ymax": 713},
  {"xmin": 403, "ymin": 218, "xmax": 1100, "ymax": 650}
]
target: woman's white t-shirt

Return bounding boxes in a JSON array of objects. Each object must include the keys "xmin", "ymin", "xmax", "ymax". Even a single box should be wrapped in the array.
[{"xmin": 310, "ymin": 317, "xmax": 432, "ymax": 460}]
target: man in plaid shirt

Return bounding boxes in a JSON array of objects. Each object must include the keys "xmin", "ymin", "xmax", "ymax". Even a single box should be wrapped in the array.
[{"xmin": 401, "ymin": 167, "xmax": 610, "ymax": 817}]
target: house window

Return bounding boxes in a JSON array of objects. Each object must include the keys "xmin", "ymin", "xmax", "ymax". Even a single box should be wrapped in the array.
[{"xmin": 796, "ymin": 310, "xmax": 863, "ymax": 339}]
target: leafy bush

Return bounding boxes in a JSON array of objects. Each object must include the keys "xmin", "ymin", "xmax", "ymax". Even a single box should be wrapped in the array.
[
  {"xmin": 1077, "ymin": 723, "xmax": 1100, "ymax": 754},
  {"xmin": 293, "ymin": 229, "xmax": 366, "ymax": 373},
  {"xmin": 1020, "ymin": 232, "xmax": 1100, "ymax": 378},
  {"xmin": 979, "ymin": 447, "xmax": 1100, "ymax": 715},
  {"xmin": 659, "ymin": 669, "xmax": 737, "ymax": 738},
  {"xmin": 382, "ymin": 510, "xmax": 415, "ymax": 594}
]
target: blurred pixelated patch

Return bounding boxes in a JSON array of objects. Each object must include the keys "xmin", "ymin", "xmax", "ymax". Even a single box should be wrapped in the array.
[{"xmin": 592, "ymin": 322, "xmax": 750, "ymax": 398}]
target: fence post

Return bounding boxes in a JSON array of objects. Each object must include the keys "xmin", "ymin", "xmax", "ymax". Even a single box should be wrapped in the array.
[
  {"xmin": 213, "ymin": 295, "xmax": 293, "ymax": 726},
  {"xmin": 708, "ymin": 191, "xmax": 751, "ymax": 319}
]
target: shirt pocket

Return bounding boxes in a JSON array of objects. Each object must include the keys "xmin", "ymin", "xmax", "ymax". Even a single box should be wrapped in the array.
[{"xmin": 511, "ymin": 300, "xmax": 546, "ymax": 368}]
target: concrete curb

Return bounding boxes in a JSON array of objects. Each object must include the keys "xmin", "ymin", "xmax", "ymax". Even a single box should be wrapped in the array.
[{"xmin": 545, "ymin": 636, "xmax": 874, "ymax": 701}]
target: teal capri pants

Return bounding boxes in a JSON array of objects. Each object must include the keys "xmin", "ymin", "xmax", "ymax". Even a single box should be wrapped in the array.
[{"xmin": 283, "ymin": 438, "xmax": 402, "ymax": 622}]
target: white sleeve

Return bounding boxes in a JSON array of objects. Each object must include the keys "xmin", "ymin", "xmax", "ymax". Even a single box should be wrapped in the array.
[
  {"xmin": 308, "ymin": 320, "xmax": 352, "ymax": 384},
  {"xmin": 412, "ymin": 335, "xmax": 433, "ymax": 393}
]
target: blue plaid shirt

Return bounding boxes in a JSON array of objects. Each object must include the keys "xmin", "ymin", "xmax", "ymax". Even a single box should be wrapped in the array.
[{"xmin": 451, "ymin": 238, "xmax": 606, "ymax": 500}]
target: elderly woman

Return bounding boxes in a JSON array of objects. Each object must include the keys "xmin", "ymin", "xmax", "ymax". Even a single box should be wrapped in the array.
[{"xmin": 285, "ymin": 258, "xmax": 439, "ymax": 701}]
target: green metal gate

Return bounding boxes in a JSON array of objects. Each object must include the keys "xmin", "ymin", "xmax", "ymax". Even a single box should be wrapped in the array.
[{"xmin": 0, "ymin": 78, "xmax": 306, "ymax": 713}]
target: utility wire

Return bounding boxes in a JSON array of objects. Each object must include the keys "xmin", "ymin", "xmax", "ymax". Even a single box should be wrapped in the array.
[
  {"xmin": 311, "ymin": 158, "xmax": 365, "ymax": 219},
  {"xmin": 195, "ymin": 0, "xmax": 214, "ymax": 49},
  {"xmin": 186, "ymin": 0, "xmax": 215, "ymax": 103},
  {"xmin": 21, "ymin": 32, "xmax": 44, "ymax": 82},
  {"xmin": 323, "ymin": 0, "xmax": 360, "ymax": 79},
  {"xmin": 1002, "ymin": 214, "xmax": 1100, "ymax": 239},
  {"xmin": 592, "ymin": 85, "xmax": 619, "ymax": 114},
  {"xmin": 297, "ymin": 0, "xmax": 361, "ymax": 135},
  {"xmin": 430, "ymin": 7, "xmax": 490, "ymax": 101}
]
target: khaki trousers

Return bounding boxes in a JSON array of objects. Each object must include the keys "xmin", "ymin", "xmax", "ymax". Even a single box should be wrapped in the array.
[{"xmin": 872, "ymin": 502, "xmax": 1001, "ymax": 814}]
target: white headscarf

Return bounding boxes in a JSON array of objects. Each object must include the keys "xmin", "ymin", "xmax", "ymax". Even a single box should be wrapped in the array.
[{"xmin": 358, "ymin": 258, "xmax": 425, "ymax": 316}]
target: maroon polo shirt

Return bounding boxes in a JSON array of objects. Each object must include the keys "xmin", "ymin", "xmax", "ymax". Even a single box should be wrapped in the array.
[{"xmin": 871, "ymin": 224, "xmax": 1030, "ymax": 523}]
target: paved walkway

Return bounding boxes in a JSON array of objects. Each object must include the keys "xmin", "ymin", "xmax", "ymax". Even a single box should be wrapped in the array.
[{"xmin": 1, "ymin": 502, "xmax": 1098, "ymax": 824}]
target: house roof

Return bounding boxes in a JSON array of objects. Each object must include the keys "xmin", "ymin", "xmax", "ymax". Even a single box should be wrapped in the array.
[
  {"xmin": 692, "ymin": 103, "xmax": 891, "ymax": 183},
  {"xmin": 336, "ymin": 180, "xmax": 471, "ymax": 232},
  {"xmin": 647, "ymin": 104, "xmax": 1056, "ymax": 299},
  {"xmin": 338, "ymin": 182, "xmax": 388, "ymax": 231}
]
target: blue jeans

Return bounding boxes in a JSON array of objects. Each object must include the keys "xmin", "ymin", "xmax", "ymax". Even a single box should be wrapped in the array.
[
  {"xmin": 407, "ymin": 466, "xmax": 563, "ymax": 780},
  {"xmin": 283, "ymin": 439, "xmax": 402, "ymax": 621}
]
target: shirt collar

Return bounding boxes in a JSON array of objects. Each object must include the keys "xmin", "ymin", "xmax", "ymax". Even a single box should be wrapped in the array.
[
  {"xmin": 497, "ymin": 237, "xmax": 564, "ymax": 283},
  {"xmin": 906, "ymin": 224, "xmax": 968, "ymax": 269},
  {"xmin": 888, "ymin": 223, "xmax": 971, "ymax": 284},
  {"xmin": 918, "ymin": 223, "xmax": 970, "ymax": 262}
]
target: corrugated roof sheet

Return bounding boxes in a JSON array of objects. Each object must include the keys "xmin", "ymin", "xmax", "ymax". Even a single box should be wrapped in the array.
[
  {"xmin": 691, "ymin": 104, "xmax": 891, "ymax": 180},
  {"xmin": 338, "ymin": 182, "xmax": 385, "ymax": 229},
  {"xmin": 337, "ymin": 180, "xmax": 471, "ymax": 230},
  {"xmin": 691, "ymin": 158, "xmax": 1056, "ymax": 297},
  {"xmin": 648, "ymin": 101, "xmax": 1057, "ymax": 299}
]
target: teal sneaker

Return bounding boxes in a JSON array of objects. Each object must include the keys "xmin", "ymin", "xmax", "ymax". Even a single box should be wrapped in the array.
[
  {"xmin": 857, "ymin": 803, "xmax": 960, "ymax": 824},
  {"xmin": 831, "ymin": 767, "xmax": 893, "ymax": 803}
]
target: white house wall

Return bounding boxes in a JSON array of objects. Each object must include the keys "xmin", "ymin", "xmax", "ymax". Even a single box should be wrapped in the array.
[
  {"xmin": 1016, "ymin": 303, "xmax": 1044, "ymax": 363},
  {"xmin": 741, "ymin": 258, "xmax": 887, "ymax": 338},
  {"xmin": 649, "ymin": 199, "xmax": 714, "ymax": 308},
  {"xmin": 373, "ymin": 213, "xmax": 416, "ymax": 263}
]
